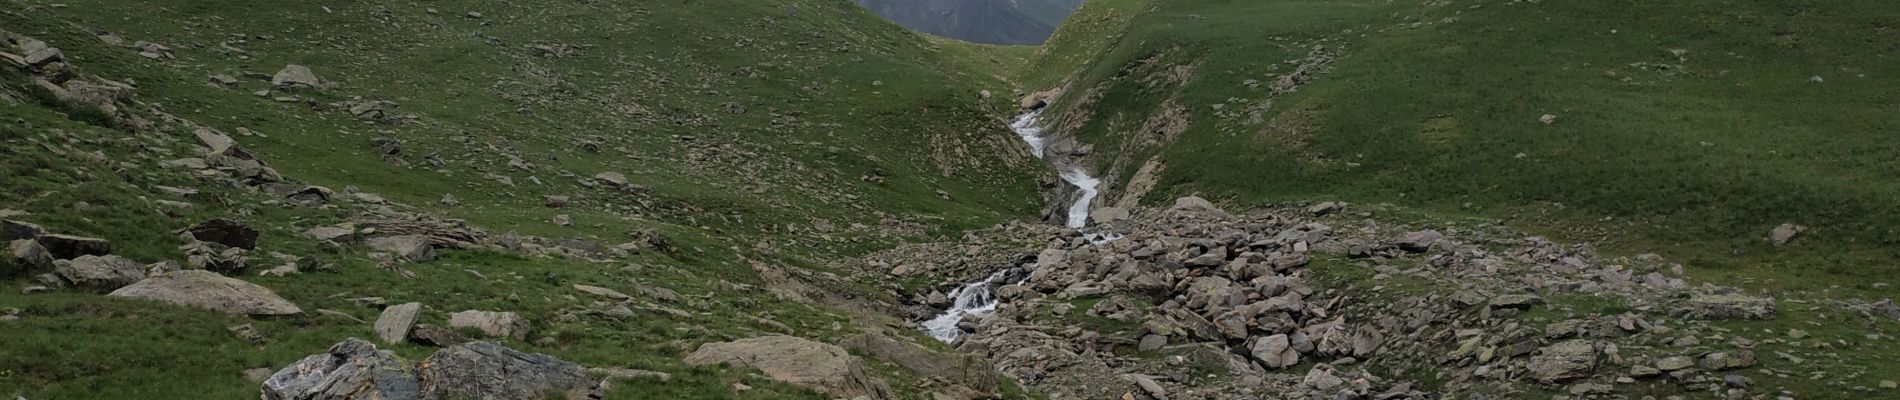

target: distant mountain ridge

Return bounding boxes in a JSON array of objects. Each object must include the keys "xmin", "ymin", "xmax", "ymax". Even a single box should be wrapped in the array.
[{"xmin": 855, "ymin": 0, "xmax": 1085, "ymax": 45}]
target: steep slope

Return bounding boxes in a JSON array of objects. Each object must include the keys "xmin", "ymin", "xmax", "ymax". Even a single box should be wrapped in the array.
[
  {"xmin": 986, "ymin": 0, "xmax": 1900, "ymax": 397},
  {"xmin": 856, "ymin": 0, "xmax": 1086, "ymax": 45},
  {"xmin": 1025, "ymin": 0, "xmax": 1900, "ymax": 294},
  {"xmin": 0, "ymin": 0, "xmax": 1044, "ymax": 398}
]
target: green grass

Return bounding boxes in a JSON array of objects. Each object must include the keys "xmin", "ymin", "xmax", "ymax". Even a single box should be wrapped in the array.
[
  {"xmin": 0, "ymin": 0, "xmax": 1050, "ymax": 398},
  {"xmin": 1032, "ymin": 0, "xmax": 1900, "ymax": 297}
]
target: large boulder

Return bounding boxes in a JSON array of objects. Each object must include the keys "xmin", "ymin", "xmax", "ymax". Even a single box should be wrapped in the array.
[
  {"xmin": 6, "ymin": 239, "xmax": 53, "ymax": 276},
  {"xmin": 263, "ymin": 339, "xmax": 420, "ymax": 400},
  {"xmin": 1, "ymin": 219, "xmax": 43, "ymax": 241},
  {"xmin": 684, "ymin": 335, "xmax": 895, "ymax": 400},
  {"xmin": 375, "ymin": 302, "xmax": 423, "ymax": 344},
  {"xmin": 1526, "ymin": 340, "xmax": 1599, "ymax": 383},
  {"xmin": 1680, "ymin": 294, "xmax": 1776, "ymax": 320},
  {"xmin": 187, "ymin": 218, "xmax": 259, "ymax": 250},
  {"xmin": 448, "ymin": 310, "xmax": 530, "ymax": 340},
  {"xmin": 1767, "ymin": 223, "xmax": 1806, "ymax": 246},
  {"xmin": 109, "ymin": 270, "xmax": 301, "ymax": 315},
  {"xmin": 1250, "ymin": 334, "xmax": 1300, "ymax": 369},
  {"xmin": 367, "ymin": 235, "xmax": 436, "ymax": 262},
  {"xmin": 35, "ymin": 233, "xmax": 110, "ymax": 259},
  {"xmin": 272, "ymin": 64, "xmax": 323, "ymax": 88},
  {"xmin": 54, "ymin": 255, "xmax": 145, "ymax": 292},
  {"xmin": 1395, "ymin": 230, "xmax": 1445, "ymax": 252},
  {"xmin": 839, "ymin": 333, "xmax": 997, "ymax": 392},
  {"xmin": 416, "ymin": 342, "xmax": 598, "ymax": 400},
  {"xmin": 593, "ymin": 172, "xmax": 628, "ymax": 188}
]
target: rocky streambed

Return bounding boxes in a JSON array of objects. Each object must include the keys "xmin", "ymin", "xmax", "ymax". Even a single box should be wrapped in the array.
[{"xmin": 865, "ymin": 196, "xmax": 1871, "ymax": 399}]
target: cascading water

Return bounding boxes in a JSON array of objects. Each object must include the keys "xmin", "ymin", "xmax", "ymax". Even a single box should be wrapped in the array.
[
  {"xmin": 921, "ymin": 271, "xmax": 1009, "ymax": 342},
  {"xmin": 1012, "ymin": 110, "xmax": 1100, "ymax": 229},
  {"xmin": 920, "ymin": 110, "xmax": 1119, "ymax": 343},
  {"xmin": 1058, "ymin": 168, "xmax": 1099, "ymax": 229}
]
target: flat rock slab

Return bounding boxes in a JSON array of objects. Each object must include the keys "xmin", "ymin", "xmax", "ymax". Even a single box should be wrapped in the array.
[
  {"xmin": 56, "ymin": 255, "xmax": 145, "ymax": 292},
  {"xmin": 375, "ymin": 302, "xmax": 423, "ymax": 344},
  {"xmin": 110, "ymin": 270, "xmax": 301, "ymax": 315},
  {"xmin": 448, "ymin": 310, "xmax": 529, "ymax": 340},
  {"xmin": 685, "ymin": 335, "xmax": 894, "ymax": 400},
  {"xmin": 417, "ymin": 342, "xmax": 597, "ymax": 399}
]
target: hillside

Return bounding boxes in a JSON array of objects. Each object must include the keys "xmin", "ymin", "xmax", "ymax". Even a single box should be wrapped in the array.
[
  {"xmin": 1007, "ymin": 0, "xmax": 1900, "ymax": 397},
  {"xmin": 855, "ymin": 0, "xmax": 1085, "ymax": 45},
  {"xmin": 1025, "ymin": 0, "xmax": 1900, "ymax": 294},
  {"xmin": 5, "ymin": 0, "xmax": 1900, "ymax": 399},
  {"xmin": 0, "ymin": 0, "xmax": 1044, "ymax": 398}
]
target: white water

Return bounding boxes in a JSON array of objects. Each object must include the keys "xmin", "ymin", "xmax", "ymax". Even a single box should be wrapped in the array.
[
  {"xmin": 1010, "ymin": 112, "xmax": 1048, "ymax": 158},
  {"xmin": 922, "ymin": 270, "xmax": 1009, "ymax": 342},
  {"xmin": 920, "ymin": 111, "xmax": 1117, "ymax": 343},
  {"xmin": 1058, "ymin": 168, "xmax": 1100, "ymax": 229},
  {"xmin": 1010, "ymin": 111, "xmax": 1100, "ymax": 229}
]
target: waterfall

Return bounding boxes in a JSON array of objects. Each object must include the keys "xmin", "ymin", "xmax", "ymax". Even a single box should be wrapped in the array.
[{"xmin": 921, "ymin": 270, "xmax": 1010, "ymax": 342}]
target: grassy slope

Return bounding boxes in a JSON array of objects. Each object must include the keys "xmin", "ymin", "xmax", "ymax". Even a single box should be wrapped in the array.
[
  {"xmin": 1, "ymin": 0, "xmax": 1040, "ymax": 398},
  {"xmin": 1024, "ymin": 0, "xmax": 1900, "ymax": 396},
  {"xmin": 1029, "ymin": 0, "xmax": 1900, "ymax": 295}
]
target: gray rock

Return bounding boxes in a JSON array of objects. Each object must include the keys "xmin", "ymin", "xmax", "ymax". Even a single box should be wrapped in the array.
[
  {"xmin": 1300, "ymin": 365, "xmax": 1344, "ymax": 391},
  {"xmin": 1768, "ymin": 223, "xmax": 1806, "ymax": 246},
  {"xmin": 542, "ymin": 195, "xmax": 570, "ymax": 208},
  {"xmin": 1250, "ymin": 334, "xmax": 1299, "ymax": 369},
  {"xmin": 262, "ymin": 338, "xmax": 420, "ymax": 400},
  {"xmin": 305, "ymin": 226, "xmax": 354, "ymax": 243},
  {"xmin": 839, "ymin": 333, "xmax": 997, "ymax": 392},
  {"xmin": 685, "ymin": 335, "xmax": 896, "ymax": 400},
  {"xmin": 1395, "ymin": 230, "xmax": 1445, "ymax": 252},
  {"xmin": 6, "ymin": 239, "xmax": 53, "ymax": 275},
  {"xmin": 1655, "ymin": 355, "xmax": 1695, "ymax": 371},
  {"xmin": 24, "ymin": 47, "xmax": 62, "ymax": 67},
  {"xmin": 448, "ymin": 310, "xmax": 530, "ymax": 340},
  {"xmin": 1488, "ymin": 294, "xmax": 1546, "ymax": 310},
  {"xmin": 412, "ymin": 324, "xmax": 469, "ymax": 347},
  {"xmin": 367, "ymin": 235, "xmax": 436, "ymax": 262},
  {"xmin": 109, "ymin": 270, "xmax": 301, "ymax": 315},
  {"xmin": 1527, "ymin": 340, "xmax": 1598, "ymax": 383},
  {"xmin": 55, "ymin": 255, "xmax": 145, "ymax": 292},
  {"xmin": 35, "ymin": 234, "xmax": 111, "ymax": 259},
  {"xmin": 1, "ymin": 219, "xmax": 42, "ymax": 241},
  {"xmin": 1681, "ymin": 294, "xmax": 1776, "ymax": 320},
  {"xmin": 187, "ymin": 218, "xmax": 259, "ymax": 250},
  {"xmin": 193, "ymin": 128, "xmax": 246, "ymax": 158},
  {"xmin": 375, "ymin": 302, "xmax": 423, "ymax": 344},
  {"xmin": 272, "ymin": 64, "xmax": 322, "ymax": 88},
  {"xmin": 1306, "ymin": 201, "xmax": 1345, "ymax": 216},
  {"xmin": 1138, "ymin": 334, "xmax": 1168, "ymax": 352},
  {"xmin": 1089, "ymin": 207, "xmax": 1131, "ymax": 224},
  {"xmin": 1123, "ymin": 374, "xmax": 1168, "ymax": 400},
  {"xmin": 416, "ymin": 342, "xmax": 598, "ymax": 400},
  {"xmin": 594, "ymin": 172, "xmax": 628, "ymax": 187},
  {"xmin": 1700, "ymin": 351, "xmax": 1756, "ymax": 371},
  {"xmin": 572, "ymin": 284, "xmax": 630, "ymax": 300}
]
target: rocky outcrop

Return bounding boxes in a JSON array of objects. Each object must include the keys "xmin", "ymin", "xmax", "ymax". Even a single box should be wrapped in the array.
[
  {"xmin": 55, "ymin": 255, "xmax": 145, "ymax": 292},
  {"xmin": 264, "ymin": 339, "xmax": 595, "ymax": 400},
  {"xmin": 367, "ymin": 235, "xmax": 436, "ymax": 262},
  {"xmin": 685, "ymin": 335, "xmax": 895, "ymax": 400},
  {"xmin": 416, "ymin": 342, "xmax": 598, "ymax": 400},
  {"xmin": 35, "ymin": 233, "xmax": 111, "ymax": 259},
  {"xmin": 375, "ymin": 302, "xmax": 422, "ymax": 343},
  {"xmin": 186, "ymin": 218, "xmax": 259, "ymax": 250},
  {"xmin": 860, "ymin": 197, "xmax": 1786, "ymax": 399},
  {"xmin": 108, "ymin": 270, "xmax": 301, "ymax": 315},
  {"xmin": 262, "ymin": 338, "xmax": 420, "ymax": 400},
  {"xmin": 448, "ymin": 310, "xmax": 530, "ymax": 340}
]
